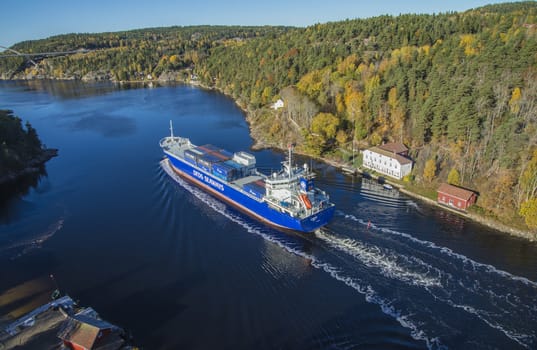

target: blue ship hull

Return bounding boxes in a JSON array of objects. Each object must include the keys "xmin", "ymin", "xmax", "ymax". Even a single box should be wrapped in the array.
[{"xmin": 164, "ymin": 152, "xmax": 335, "ymax": 232}]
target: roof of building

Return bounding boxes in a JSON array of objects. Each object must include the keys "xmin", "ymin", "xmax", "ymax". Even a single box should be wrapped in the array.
[
  {"xmin": 366, "ymin": 146, "xmax": 413, "ymax": 165},
  {"xmin": 437, "ymin": 183, "xmax": 476, "ymax": 201},
  {"xmin": 57, "ymin": 314, "xmax": 118, "ymax": 349},
  {"xmin": 378, "ymin": 142, "xmax": 408, "ymax": 154}
]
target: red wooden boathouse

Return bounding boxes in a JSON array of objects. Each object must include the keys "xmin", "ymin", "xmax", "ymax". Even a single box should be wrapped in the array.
[{"xmin": 437, "ymin": 183, "xmax": 477, "ymax": 211}]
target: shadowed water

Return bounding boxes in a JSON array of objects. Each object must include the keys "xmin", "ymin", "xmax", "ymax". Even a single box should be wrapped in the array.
[{"xmin": 1, "ymin": 81, "xmax": 536, "ymax": 349}]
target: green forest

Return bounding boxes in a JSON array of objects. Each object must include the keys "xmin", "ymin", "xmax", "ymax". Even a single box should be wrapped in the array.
[{"xmin": 1, "ymin": 2, "xmax": 536, "ymax": 230}]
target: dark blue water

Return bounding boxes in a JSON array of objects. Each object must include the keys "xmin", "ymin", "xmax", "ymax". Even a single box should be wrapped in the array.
[{"xmin": 1, "ymin": 81, "xmax": 536, "ymax": 350}]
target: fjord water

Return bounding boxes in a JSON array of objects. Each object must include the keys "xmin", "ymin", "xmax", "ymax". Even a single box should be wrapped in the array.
[{"xmin": 1, "ymin": 81, "xmax": 536, "ymax": 350}]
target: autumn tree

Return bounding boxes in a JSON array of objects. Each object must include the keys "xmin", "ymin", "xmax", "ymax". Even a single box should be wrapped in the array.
[
  {"xmin": 311, "ymin": 112, "xmax": 339, "ymax": 140},
  {"xmin": 423, "ymin": 158, "xmax": 437, "ymax": 183},
  {"xmin": 516, "ymin": 150, "xmax": 537, "ymax": 203},
  {"xmin": 447, "ymin": 168, "xmax": 460, "ymax": 186},
  {"xmin": 344, "ymin": 88, "xmax": 368, "ymax": 140},
  {"xmin": 305, "ymin": 112, "xmax": 340, "ymax": 155},
  {"xmin": 519, "ymin": 198, "xmax": 537, "ymax": 229}
]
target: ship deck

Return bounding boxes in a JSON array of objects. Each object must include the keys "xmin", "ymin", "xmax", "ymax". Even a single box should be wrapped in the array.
[{"xmin": 232, "ymin": 175, "xmax": 264, "ymax": 187}]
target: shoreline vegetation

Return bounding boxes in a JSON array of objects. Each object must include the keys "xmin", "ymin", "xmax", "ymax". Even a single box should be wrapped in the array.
[
  {"xmin": 1, "ymin": 2, "xmax": 536, "ymax": 240},
  {"xmin": 194, "ymin": 81, "xmax": 537, "ymax": 242},
  {"xmin": 0, "ymin": 110, "xmax": 58, "ymax": 187}
]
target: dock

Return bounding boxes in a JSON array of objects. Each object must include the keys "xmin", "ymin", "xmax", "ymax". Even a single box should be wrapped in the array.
[{"xmin": 0, "ymin": 295, "xmax": 133, "ymax": 349}]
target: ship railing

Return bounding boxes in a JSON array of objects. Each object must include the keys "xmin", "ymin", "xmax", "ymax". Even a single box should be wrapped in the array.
[
  {"xmin": 159, "ymin": 136, "xmax": 190, "ymax": 149},
  {"xmin": 265, "ymin": 197, "xmax": 302, "ymax": 217}
]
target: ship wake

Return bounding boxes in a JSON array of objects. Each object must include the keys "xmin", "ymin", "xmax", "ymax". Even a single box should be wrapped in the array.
[
  {"xmin": 160, "ymin": 160, "xmax": 537, "ymax": 349},
  {"xmin": 159, "ymin": 159, "xmax": 448, "ymax": 349}
]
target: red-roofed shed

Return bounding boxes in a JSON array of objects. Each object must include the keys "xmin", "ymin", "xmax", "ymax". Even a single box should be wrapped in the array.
[
  {"xmin": 57, "ymin": 314, "xmax": 124, "ymax": 350},
  {"xmin": 437, "ymin": 183, "xmax": 477, "ymax": 211}
]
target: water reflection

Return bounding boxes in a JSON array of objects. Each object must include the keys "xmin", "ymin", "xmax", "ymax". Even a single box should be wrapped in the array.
[
  {"xmin": 434, "ymin": 208, "xmax": 466, "ymax": 232},
  {"xmin": 70, "ymin": 114, "xmax": 137, "ymax": 137},
  {"xmin": 0, "ymin": 168, "xmax": 47, "ymax": 216},
  {"xmin": 0, "ymin": 167, "xmax": 65, "ymax": 260},
  {"xmin": 0, "ymin": 275, "xmax": 56, "ymax": 321},
  {"xmin": 0, "ymin": 80, "xmax": 169, "ymax": 100}
]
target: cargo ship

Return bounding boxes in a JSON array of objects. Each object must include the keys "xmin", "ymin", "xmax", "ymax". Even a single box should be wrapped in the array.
[{"xmin": 159, "ymin": 122, "xmax": 335, "ymax": 232}]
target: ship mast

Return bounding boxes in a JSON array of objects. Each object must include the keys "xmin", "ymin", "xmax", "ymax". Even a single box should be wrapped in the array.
[
  {"xmin": 288, "ymin": 144, "xmax": 293, "ymax": 179},
  {"xmin": 169, "ymin": 120, "xmax": 174, "ymax": 138}
]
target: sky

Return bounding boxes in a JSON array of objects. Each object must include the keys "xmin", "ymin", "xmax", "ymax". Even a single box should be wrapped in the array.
[{"xmin": 0, "ymin": 0, "xmax": 519, "ymax": 49}]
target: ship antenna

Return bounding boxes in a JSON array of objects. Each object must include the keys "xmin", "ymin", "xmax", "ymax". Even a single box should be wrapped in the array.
[{"xmin": 169, "ymin": 120, "xmax": 174, "ymax": 138}]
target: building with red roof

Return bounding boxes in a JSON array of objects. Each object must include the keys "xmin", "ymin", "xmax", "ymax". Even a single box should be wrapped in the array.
[{"xmin": 437, "ymin": 183, "xmax": 477, "ymax": 211}]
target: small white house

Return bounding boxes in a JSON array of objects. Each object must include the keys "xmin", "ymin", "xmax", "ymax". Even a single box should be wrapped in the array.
[
  {"xmin": 271, "ymin": 99, "xmax": 284, "ymax": 110},
  {"xmin": 362, "ymin": 142, "xmax": 412, "ymax": 180}
]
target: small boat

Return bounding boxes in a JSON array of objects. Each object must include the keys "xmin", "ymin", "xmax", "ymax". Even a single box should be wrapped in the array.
[{"xmin": 383, "ymin": 184, "xmax": 393, "ymax": 190}]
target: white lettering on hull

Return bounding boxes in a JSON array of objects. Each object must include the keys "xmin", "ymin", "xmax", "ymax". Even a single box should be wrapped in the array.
[{"xmin": 192, "ymin": 169, "xmax": 224, "ymax": 192}]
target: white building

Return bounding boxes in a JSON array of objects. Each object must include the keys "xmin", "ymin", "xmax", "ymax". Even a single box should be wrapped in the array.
[
  {"xmin": 362, "ymin": 142, "xmax": 412, "ymax": 180},
  {"xmin": 271, "ymin": 99, "xmax": 284, "ymax": 110}
]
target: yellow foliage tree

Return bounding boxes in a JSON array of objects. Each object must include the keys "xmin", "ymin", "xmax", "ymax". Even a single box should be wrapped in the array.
[
  {"xmin": 364, "ymin": 74, "xmax": 380, "ymax": 99},
  {"xmin": 344, "ymin": 88, "xmax": 368, "ymax": 140},
  {"xmin": 311, "ymin": 112, "xmax": 339, "ymax": 140},
  {"xmin": 335, "ymin": 93, "xmax": 345, "ymax": 114},
  {"xmin": 296, "ymin": 69, "xmax": 327, "ymax": 100},
  {"xmin": 509, "ymin": 87, "xmax": 522, "ymax": 114},
  {"xmin": 387, "ymin": 87, "xmax": 405, "ymax": 141},
  {"xmin": 305, "ymin": 112, "xmax": 340, "ymax": 156},
  {"xmin": 344, "ymin": 88, "xmax": 364, "ymax": 118},
  {"xmin": 337, "ymin": 54, "xmax": 358, "ymax": 75},
  {"xmin": 519, "ymin": 198, "xmax": 537, "ymax": 229},
  {"xmin": 460, "ymin": 34, "xmax": 479, "ymax": 56},
  {"xmin": 388, "ymin": 87, "xmax": 398, "ymax": 110},
  {"xmin": 423, "ymin": 158, "xmax": 437, "ymax": 183},
  {"xmin": 356, "ymin": 62, "xmax": 368, "ymax": 77},
  {"xmin": 261, "ymin": 87, "xmax": 272, "ymax": 105},
  {"xmin": 447, "ymin": 168, "xmax": 461, "ymax": 186},
  {"xmin": 336, "ymin": 129, "xmax": 348, "ymax": 145}
]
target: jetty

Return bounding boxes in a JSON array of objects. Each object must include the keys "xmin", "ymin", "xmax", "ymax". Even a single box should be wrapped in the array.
[{"xmin": 0, "ymin": 295, "xmax": 133, "ymax": 349}]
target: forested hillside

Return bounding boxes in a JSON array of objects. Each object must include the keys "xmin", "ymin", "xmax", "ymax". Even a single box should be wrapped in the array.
[
  {"xmin": 0, "ymin": 26, "xmax": 291, "ymax": 81},
  {"xmin": 1, "ymin": 2, "xmax": 536, "ymax": 229}
]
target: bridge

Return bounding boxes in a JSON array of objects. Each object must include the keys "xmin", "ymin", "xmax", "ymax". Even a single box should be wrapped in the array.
[{"xmin": 0, "ymin": 45, "xmax": 91, "ymax": 67}]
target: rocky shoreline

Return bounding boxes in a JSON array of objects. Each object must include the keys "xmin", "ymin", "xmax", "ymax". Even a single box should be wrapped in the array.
[{"xmin": 0, "ymin": 148, "xmax": 58, "ymax": 186}]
